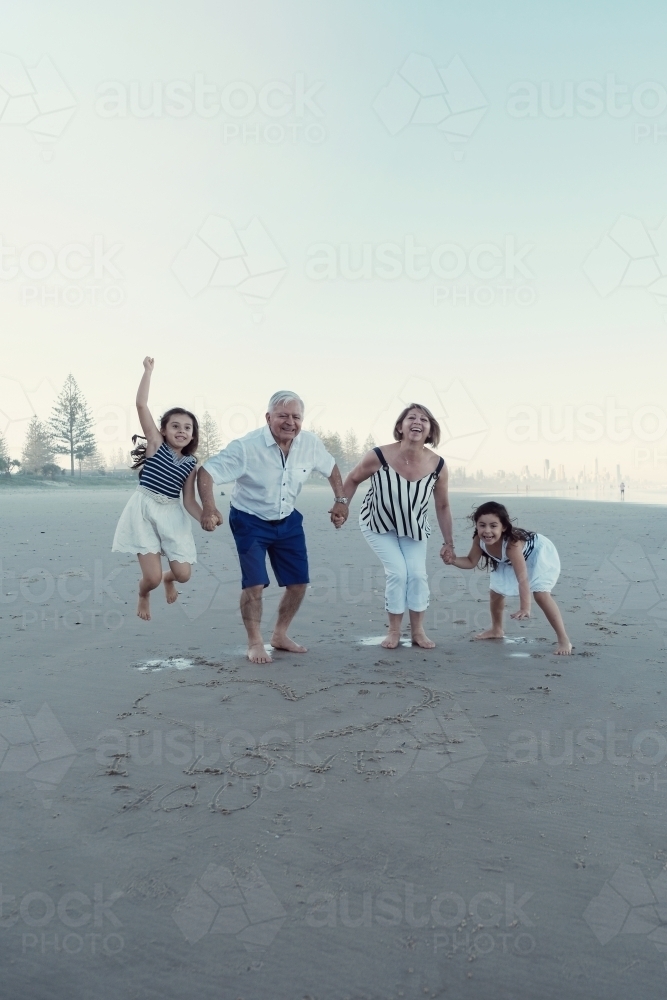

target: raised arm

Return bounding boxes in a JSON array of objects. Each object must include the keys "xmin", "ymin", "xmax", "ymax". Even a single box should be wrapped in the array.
[
  {"xmin": 433, "ymin": 466, "xmax": 455, "ymax": 563},
  {"xmin": 506, "ymin": 541, "xmax": 531, "ymax": 618},
  {"xmin": 329, "ymin": 450, "xmax": 382, "ymax": 527},
  {"xmin": 136, "ymin": 357, "xmax": 163, "ymax": 454}
]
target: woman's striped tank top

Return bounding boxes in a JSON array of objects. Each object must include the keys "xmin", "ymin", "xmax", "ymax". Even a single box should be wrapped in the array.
[{"xmin": 359, "ymin": 447, "xmax": 445, "ymax": 540}]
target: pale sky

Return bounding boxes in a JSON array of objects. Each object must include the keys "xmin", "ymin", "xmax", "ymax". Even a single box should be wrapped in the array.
[{"xmin": 1, "ymin": 0, "xmax": 666, "ymax": 480}]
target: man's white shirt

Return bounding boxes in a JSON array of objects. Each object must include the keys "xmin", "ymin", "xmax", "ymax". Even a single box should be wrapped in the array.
[{"xmin": 203, "ymin": 424, "xmax": 336, "ymax": 521}]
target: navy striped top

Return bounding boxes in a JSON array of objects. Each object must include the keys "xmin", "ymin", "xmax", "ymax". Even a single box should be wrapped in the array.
[
  {"xmin": 359, "ymin": 447, "xmax": 444, "ymax": 540},
  {"xmin": 139, "ymin": 442, "xmax": 196, "ymax": 498}
]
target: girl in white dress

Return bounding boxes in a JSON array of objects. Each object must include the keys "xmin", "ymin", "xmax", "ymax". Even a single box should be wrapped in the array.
[
  {"xmin": 443, "ymin": 501, "xmax": 572, "ymax": 655},
  {"xmin": 112, "ymin": 357, "xmax": 205, "ymax": 621}
]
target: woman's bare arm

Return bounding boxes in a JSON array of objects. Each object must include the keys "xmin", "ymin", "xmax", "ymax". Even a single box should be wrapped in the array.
[
  {"xmin": 340, "ymin": 450, "xmax": 383, "ymax": 501},
  {"xmin": 433, "ymin": 467, "xmax": 455, "ymax": 560}
]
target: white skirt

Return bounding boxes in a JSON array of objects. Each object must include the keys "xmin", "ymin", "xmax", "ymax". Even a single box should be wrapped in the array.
[
  {"xmin": 489, "ymin": 533, "xmax": 560, "ymax": 596},
  {"xmin": 112, "ymin": 487, "xmax": 197, "ymax": 564}
]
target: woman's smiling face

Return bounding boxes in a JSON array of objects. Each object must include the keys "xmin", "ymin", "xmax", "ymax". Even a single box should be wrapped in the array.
[{"xmin": 400, "ymin": 408, "xmax": 431, "ymax": 443}]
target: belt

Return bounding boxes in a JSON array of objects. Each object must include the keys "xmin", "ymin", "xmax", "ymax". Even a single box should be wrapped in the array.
[
  {"xmin": 266, "ymin": 516, "xmax": 288, "ymax": 525},
  {"xmin": 136, "ymin": 485, "xmax": 181, "ymax": 505}
]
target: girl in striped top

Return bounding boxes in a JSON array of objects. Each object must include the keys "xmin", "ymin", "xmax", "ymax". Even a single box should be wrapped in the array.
[
  {"xmin": 336, "ymin": 404, "xmax": 454, "ymax": 649},
  {"xmin": 112, "ymin": 357, "xmax": 206, "ymax": 621},
  {"xmin": 443, "ymin": 501, "xmax": 572, "ymax": 654}
]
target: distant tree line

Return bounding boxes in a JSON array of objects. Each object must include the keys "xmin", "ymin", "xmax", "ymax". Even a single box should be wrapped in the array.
[
  {"xmin": 0, "ymin": 374, "xmax": 101, "ymax": 478},
  {"xmin": 1, "ymin": 389, "xmax": 379, "ymax": 482}
]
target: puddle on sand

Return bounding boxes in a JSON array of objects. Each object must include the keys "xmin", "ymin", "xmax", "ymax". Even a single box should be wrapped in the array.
[
  {"xmin": 134, "ymin": 657, "xmax": 196, "ymax": 672},
  {"xmin": 506, "ymin": 653, "xmax": 531, "ymax": 658},
  {"xmin": 358, "ymin": 636, "xmax": 413, "ymax": 649}
]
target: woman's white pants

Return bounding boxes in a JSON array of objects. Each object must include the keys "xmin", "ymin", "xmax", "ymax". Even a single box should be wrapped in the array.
[{"xmin": 360, "ymin": 523, "xmax": 429, "ymax": 614}]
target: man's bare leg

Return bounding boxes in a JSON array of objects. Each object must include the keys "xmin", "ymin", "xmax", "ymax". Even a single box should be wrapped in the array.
[
  {"xmin": 475, "ymin": 590, "xmax": 505, "ymax": 639},
  {"xmin": 382, "ymin": 612, "xmax": 403, "ymax": 648},
  {"xmin": 271, "ymin": 584, "xmax": 308, "ymax": 653},
  {"xmin": 409, "ymin": 609, "xmax": 435, "ymax": 648},
  {"xmin": 533, "ymin": 591, "xmax": 573, "ymax": 654},
  {"xmin": 241, "ymin": 584, "xmax": 272, "ymax": 663}
]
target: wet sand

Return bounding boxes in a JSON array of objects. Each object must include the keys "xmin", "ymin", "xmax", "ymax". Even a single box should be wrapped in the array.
[{"xmin": 1, "ymin": 484, "xmax": 666, "ymax": 999}]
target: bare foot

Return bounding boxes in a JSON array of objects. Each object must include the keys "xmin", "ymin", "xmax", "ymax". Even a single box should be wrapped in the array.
[
  {"xmin": 271, "ymin": 634, "xmax": 307, "ymax": 654},
  {"xmin": 163, "ymin": 575, "xmax": 179, "ymax": 605},
  {"xmin": 473, "ymin": 628, "xmax": 504, "ymax": 640},
  {"xmin": 248, "ymin": 642, "xmax": 272, "ymax": 664},
  {"xmin": 137, "ymin": 595, "xmax": 151, "ymax": 621},
  {"xmin": 381, "ymin": 631, "xmax": 401, "ymax": 649},
  {"xmin": 554, "ymin": 640, "xmax": 573, "ymax": 655},
  {"xmin": 411, "ymin": 630, "xmax": 435, "ymax": 649}
]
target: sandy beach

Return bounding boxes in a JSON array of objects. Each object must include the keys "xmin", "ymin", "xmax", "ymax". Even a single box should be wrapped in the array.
[{"xmin": 1, "ymin": 483, "xmax": 667, "ymax": 999}]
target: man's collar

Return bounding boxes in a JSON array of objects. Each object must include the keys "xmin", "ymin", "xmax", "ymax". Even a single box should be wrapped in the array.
[{"xmin": 263, "ymin": 423, "xmax": 302, "ymax": 449}]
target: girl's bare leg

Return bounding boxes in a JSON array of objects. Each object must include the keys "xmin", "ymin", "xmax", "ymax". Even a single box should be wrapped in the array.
[
  {"xmin": 409, "ymin": 609, "xmax": 435, "ymax": 648},
  {"xmin": 163, "ymin": 560, "xmax": 191, "ymax": 604},
  {"xmin": 475, "ymin": 590, "xmax": 505, "ymax": 639},
  {"xmin": 533, "ymin": 591, "xmax": 572, "ymax": 654},
  {"xmin": 137, "ymin": 553, "xmax": 163, "ymax": 620},
  {"xmin": 382, "ymin": 612, "xmax": 403, "ymax": 648}
]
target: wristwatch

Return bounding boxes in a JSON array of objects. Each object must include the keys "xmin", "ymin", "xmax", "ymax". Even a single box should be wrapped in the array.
[{"xmin": 334, "ymin": 497, "xmax": 349, "ymax": 505}]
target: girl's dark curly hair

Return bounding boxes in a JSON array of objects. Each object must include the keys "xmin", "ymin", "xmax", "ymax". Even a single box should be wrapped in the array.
[
  {"xmin": 130, "ymin": 408, "xmax": 199, "ymax": 470},
  {"xmin": 469, "ymin": 501, "xmax": 535, "ymax": 570}
]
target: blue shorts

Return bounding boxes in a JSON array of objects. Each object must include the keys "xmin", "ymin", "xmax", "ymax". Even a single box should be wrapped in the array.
[{"xmin": 228, "ymin": 507, "xmax": 309, "ymax": 590}]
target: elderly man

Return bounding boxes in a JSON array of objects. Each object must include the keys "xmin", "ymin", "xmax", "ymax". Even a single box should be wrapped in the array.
[{"xmin": 198, "ymin": 391, "xmax": 348, "ymax": 663}]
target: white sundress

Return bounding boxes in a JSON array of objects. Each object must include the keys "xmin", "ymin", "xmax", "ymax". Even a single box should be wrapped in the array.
[
  {"xmin": 112, "ymin": 443, "xmax": 197, "ymax": 564},
  {"xmin": 479, "ymin": 533, "xmax": 560, "ymax": 596}
]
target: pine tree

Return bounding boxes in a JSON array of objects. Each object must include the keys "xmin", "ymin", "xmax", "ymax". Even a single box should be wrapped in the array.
[
  {"xmin": 314, "ymin": 429, "xmax": 345, "ymax": 468},
  {"xmin": 50, "ymin": 375, "xmax": 97, "ymax": 476},
  {"xmin": 21, "ymin": 416, "xmax": 54, "ymax": 473},
  {"xmin": 199, "ymin": 411, "xmax": 221, "ymax": 461},
  {"xmin": 343, "ymin": 430, "xmax": 360, "ymax": 469},
  {"xmin": 362, "ymin": 434, "xmax": 375, "ymax": 454},
  {"xmin": 82, "ymin": 449, "xmax": 105, "ymax": 472},
  {"xmin": 0, "ymin": 431, "xmax": 7, "ymax": 464},
  {"xmin": 108, "ymin": 447, "xmax": 127, "ymax": 470}
]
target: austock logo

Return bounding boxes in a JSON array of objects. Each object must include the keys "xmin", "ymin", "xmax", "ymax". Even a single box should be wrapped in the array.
[
  {"xmin": 0, "ymin": 53, "xmax": 76, "ymax": 159},
  {"xmin": 583, "ymin": 214, "xmax": 667, "ymax": 319},
  {"xmin": 372, "ymin": 376, "xmax": 488, "ymax": 462},
  {"xmin": 584, "ymin": 863, "xmax": 667, "ymax": 966},
  {"xmin": 585, "ymin": 539, "xmax": 667, "ymax": 641},
  {"xmin": 171, "ymin": 215, "xmax": 287, "ymax": 319},
  {"xmin": 0, "ymin": 703, "xmax": 76, "ymax": 806},
  {"xmin": 172, "ymin": 864, "xmax": 286, "ymax": 950},
  {"xmin": 373, "ymin": 52, "xmax": 488, "ymax": 159}
]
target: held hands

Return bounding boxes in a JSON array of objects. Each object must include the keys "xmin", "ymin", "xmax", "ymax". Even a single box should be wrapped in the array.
[
  {"xmin": 201, "ymin": 509, "xmax": 223, "ymax": 532},
  {"xmin": 143, "ymin": 356, "xmax": 155, "ymax": 372},
  {"xmin": 329, "ymin": 501, "xmax": 349, "ymax": 530},
  {"xmin": 440, "ymin": 543, "xmax": 455, "ymax": 564}
]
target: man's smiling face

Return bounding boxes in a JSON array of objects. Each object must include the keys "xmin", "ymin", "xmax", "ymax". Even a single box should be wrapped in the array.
[{"xmin": 266, "ymin": 399, "xmax": 303, "ymax": 445}]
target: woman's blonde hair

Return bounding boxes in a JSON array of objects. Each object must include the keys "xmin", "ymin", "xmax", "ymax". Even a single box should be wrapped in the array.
[{"xmin": 393, "ymin": 403, "xmax": 441, "ymax": 447}]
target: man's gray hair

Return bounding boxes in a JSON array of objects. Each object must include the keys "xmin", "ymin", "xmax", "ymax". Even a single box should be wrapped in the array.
[{"xmin": 267, "ymin": 391, "xmax": 304, "ymax": 413}]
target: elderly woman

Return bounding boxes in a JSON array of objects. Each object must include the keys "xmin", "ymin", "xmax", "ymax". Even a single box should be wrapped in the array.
[{"xmin": 331, "ymin": 404, "xmax": 455, "ymax": 649}]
